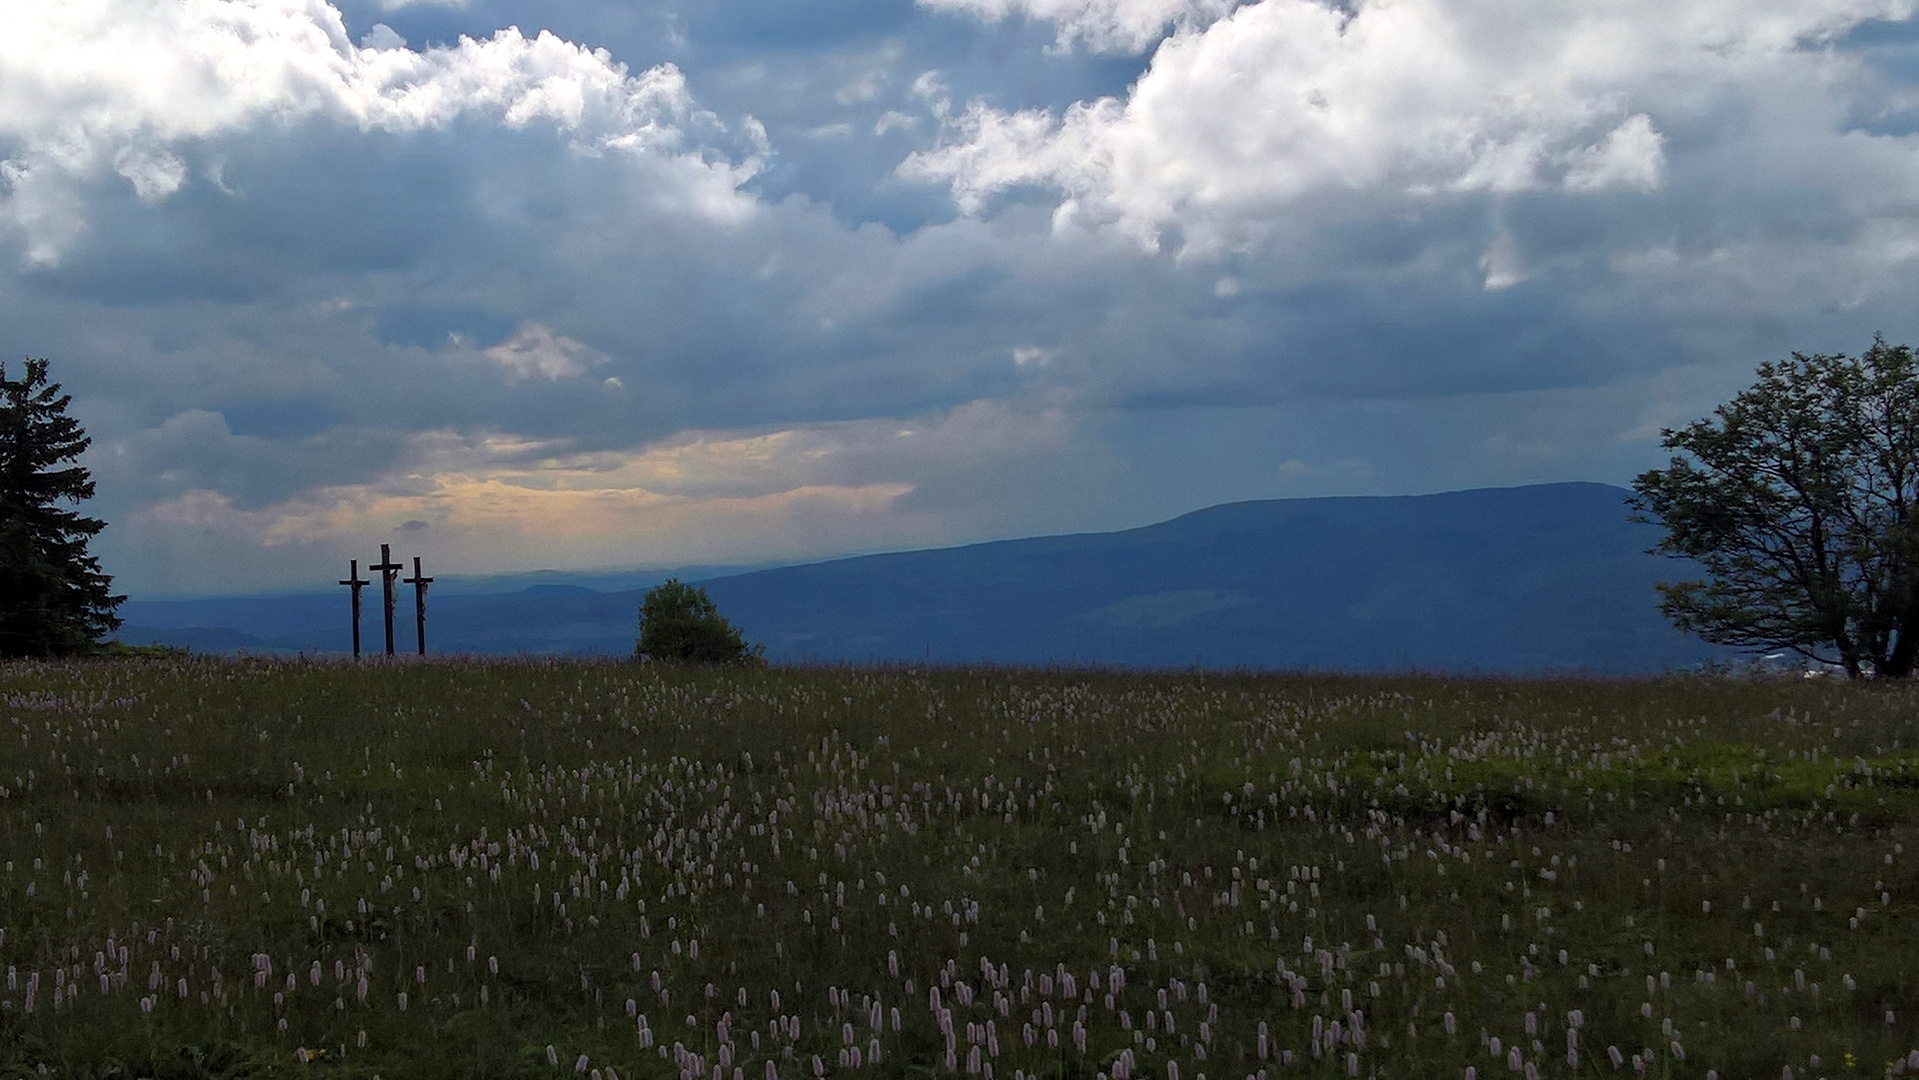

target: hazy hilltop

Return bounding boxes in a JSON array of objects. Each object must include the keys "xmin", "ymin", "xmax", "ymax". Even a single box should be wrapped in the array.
[
  {"xmin": 120, "ymin": 482, "xmax": 1725, "ymax": 673},
  {"xmin": 701, "ymin": 481, "xmax": 1718, "ymax": 673}
]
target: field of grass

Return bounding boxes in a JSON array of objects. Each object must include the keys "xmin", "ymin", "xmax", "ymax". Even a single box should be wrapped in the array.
[{"xmin": 0, "ymin": 658, "xmax": 1915, "ymax": 1080}]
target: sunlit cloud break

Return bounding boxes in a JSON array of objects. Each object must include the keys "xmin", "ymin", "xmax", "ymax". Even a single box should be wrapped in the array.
[{"xmin": 125, "ymin": 399, "xmax": 1073, "ymax": 579}]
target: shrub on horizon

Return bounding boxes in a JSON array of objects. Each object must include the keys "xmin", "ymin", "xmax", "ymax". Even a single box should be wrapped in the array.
[{"xmin": 636, "ymin": 578, "xmax": 761, "ymax": 664}]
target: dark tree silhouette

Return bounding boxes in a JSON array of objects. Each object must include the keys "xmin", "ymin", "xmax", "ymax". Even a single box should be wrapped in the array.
[
  {"xmin": 636, "ymin": 578, "xmax": 759, "ymax": 664},
  {"xmin": 0, "ymin": 358, "xmax": 122, "ymax": 656},
  {"xmin": 1630, "ymin": 337, "xmax": 1919, "ymax": 678}
]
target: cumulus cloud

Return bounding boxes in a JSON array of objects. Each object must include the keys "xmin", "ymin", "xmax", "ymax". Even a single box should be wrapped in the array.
[
  {"xmin": 480, "ymin": 322, "xmax": 611, "ymax": 382},
  {"xmin": 1562, "ymin": 113, "xmax": 1665, "ymax": 193},
  {"xmin": 903, "ymin": 0, "xmax": 1911, "ymax": 253},
  {"xmin": 0, "ymin": 0, "xmax": 762, "ymax": 263},
  {"xmin": 358, "ymin": 24, "xmax": 408, "ymax": 51}
]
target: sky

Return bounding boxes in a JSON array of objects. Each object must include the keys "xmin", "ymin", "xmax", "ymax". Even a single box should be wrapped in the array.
[{"xmin": 10, "ymin": 0, "xmax": 1919, "ymax": 596}]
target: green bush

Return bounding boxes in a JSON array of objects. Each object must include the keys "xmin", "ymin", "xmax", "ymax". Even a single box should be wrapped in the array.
[
  {"xmin": 635, "ymin": 577, "xmax": 760, "ymax": 663},
  {"xmin": 96, "ymin": 639, "xmax": 190, "ymax": 659}
]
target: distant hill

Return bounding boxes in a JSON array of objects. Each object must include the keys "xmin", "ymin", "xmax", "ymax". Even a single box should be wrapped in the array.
[{"xmin": 117, "ymin": 482, "xmax": 1727, "ymax": 673}]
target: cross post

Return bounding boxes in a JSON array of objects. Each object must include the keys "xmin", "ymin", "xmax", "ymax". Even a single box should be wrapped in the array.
[
  {"xmin": 402, "ymin": 556, "xmax": 434, "ymax": 656},
  {"xmin": 369, "ymin": 543, "xmax": 404, "ymax": 657},
  {"xmin": 337, "ymin": 559, "xmax": 369, "ymax": 659}
]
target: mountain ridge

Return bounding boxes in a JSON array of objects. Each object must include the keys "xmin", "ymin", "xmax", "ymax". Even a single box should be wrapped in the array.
[{"xmin": 117, "ymin": 482, "xmax": 1726, "ymax": 673}]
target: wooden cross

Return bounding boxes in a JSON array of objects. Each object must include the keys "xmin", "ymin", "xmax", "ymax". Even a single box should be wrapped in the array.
[
  {"xmin": 337, "ymin": 559, "xmax": 369, "ymax": 659},
  {"xmin": 369, "ymin": 543, "xmax": 405, "ymax": 657},
  {"xmin": 403, "ymin": 556, "xmax": 434, "ymax": 656}
]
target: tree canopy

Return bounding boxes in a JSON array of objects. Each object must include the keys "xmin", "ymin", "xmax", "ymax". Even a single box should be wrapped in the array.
[
  {"xmin": 0, "ymin": 357, "xmax": 122, "ymax": 657},
  {"xmin": 1630, "ymin": 336, "xmax": 1919, "ymax": 677},
  {"xmin": 636, "ymin": 578, "xmax": 759, "ymax": 664}
]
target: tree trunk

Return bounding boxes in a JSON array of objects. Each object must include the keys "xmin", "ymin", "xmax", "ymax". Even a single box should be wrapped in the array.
[
  {"xmin": 1885, "ymin": 617, "xmax": 1919, "ymax": 678},
  {"xmin": 1836, "ymin": 630, "xmax": 1864, "ymax": 679}
]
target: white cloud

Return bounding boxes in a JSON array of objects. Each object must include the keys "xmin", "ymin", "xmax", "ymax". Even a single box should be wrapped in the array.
[
  {"xmin": 910, "ymin": 71, "xmax": 952, "ymax": 117},
  {"xmin": 358, "ymin": 23, "xmax": 408, "ymax": 51},
  {"xmin": 481, "ymin": 322, "xmax": 611, "ymax": 382},
  {"xmin": 926, "ymin": 0, "xmax": 1909, "ymax": 53},
  {"xmin": 903, "ymin": 0, "xmax": 1914, "ymax": 254},
  {"xmin": 874, "ymin": 110, "xmax": 919, "ymax": 135},
  {"xmin": 919, "ymin": 0, "xmax": 1237, "ymax": 53},
  {"xmin": 112, "ymin": 148, "xmax": 187, "ymax": 204},
  {"xmin": 0, "ymin": 0, "xmax": 763, "ymax": 263},
  {"xmin": 1563, "ymin": 113, "xmax": 1665, "ymax": 193}
]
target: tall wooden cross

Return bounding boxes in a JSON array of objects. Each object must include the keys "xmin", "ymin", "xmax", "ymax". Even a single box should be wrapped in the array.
[
  {"xmin": 337, "ymin": 559, "xmax": 369, "ymax": 659},
  {"xmin": 403, "ymin": 556, "xmax": 434, "ymax": 656},
  {"xmin": 370, "ymin": 543, "xmax": 404, "ymax": 657}
]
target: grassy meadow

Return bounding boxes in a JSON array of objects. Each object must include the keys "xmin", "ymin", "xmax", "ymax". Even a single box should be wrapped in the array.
[{"xmin": 0, "ymin": 658, "xmax": 1915, "ymax": 1080}]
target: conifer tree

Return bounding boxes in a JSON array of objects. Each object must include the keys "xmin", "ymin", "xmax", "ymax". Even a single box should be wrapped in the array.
[{"xmin": 0, "ymin": 357, "xmax": 122, "ymax": 656}]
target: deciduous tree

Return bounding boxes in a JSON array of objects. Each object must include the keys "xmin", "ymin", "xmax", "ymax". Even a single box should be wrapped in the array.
[
  {"xmin": 636, "ymin": 578, "xmax": 759, "ymax": 664},
  {"xmin": 1630, "ymin": 337, "xmax": 1919, "ymax": 677}
]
